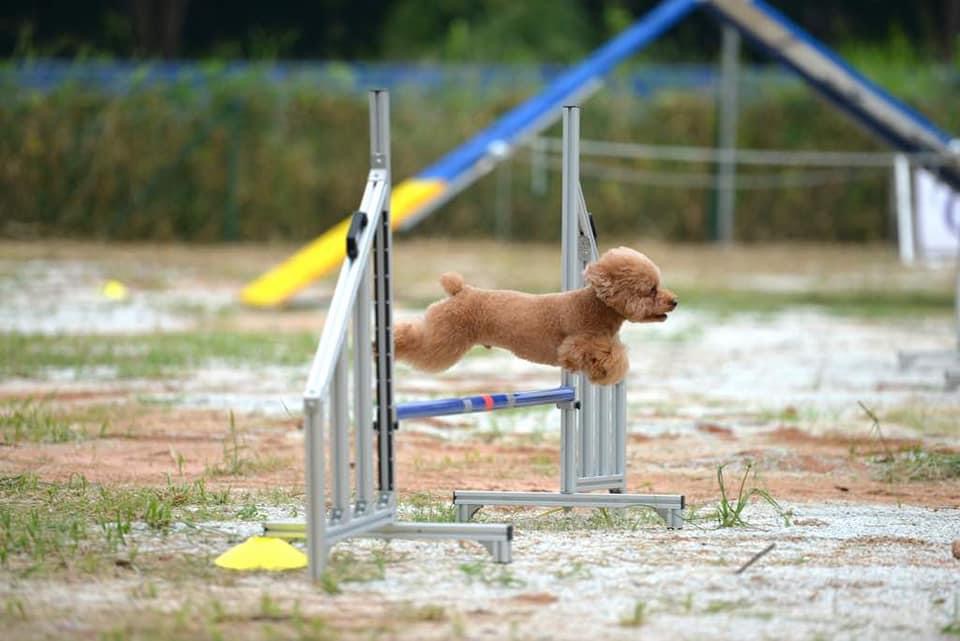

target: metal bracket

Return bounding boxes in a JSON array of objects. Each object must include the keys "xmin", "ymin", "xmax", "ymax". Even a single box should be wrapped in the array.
[
  {"xmin": 577, "ymin": 235, "xmax": 593, "ymax": 263},
  {"xmin": 456, "ymin": 503, "xmax": 482, "ymax": 523}
]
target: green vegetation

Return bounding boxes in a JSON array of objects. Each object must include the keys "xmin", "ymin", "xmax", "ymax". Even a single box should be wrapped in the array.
[
  {"xmin": 206, "ymin": 411, "xmax": 287, "ymax": 478},
  {"xmin": 400, "ymin": 604, "xmax": 447, "ymax": 622},
  {"xmin": 706, "ymin": 461, "xmax": 788, "ymax": 528},
  {"xmin": 873, "ymin": 448, "xmax": 960, "ymax": 483},
  {"xmin": 318, "ymin": 546, "xmax": 404, "ymax": 595},
  {"xmin": 0, "ymin": 473, "xmax": 295, "ymax": 574},
  {"xmin": 0, "ymin": 330, "xmax": 315, "ymax": 379},
  {"xmin": 2, "ymin": 70, "xmax": 957, "ymax": 245},
  {"xmin": 0, "ymin": 397, "xmax": 109, "ymax": 444},
  {"xmin": 459, "ymin": 560, "xmax": 525, "ymax": 588},
  {"xmin": 944, "ymin": 595, "xmax": 960, "ymax": 636},
  {"xmin": 553, "ymin": 560, "xmax": 591, "ymax": 581},
  {"xmin": 862, "ymin": 401, "xmax": 960, "ymax": 482},
  {"xmin": 881, "ymin": 404, "xmax": 960, "ymax": 436},
  {"xmin": 619, "ymin": 601, "xmax": 647, "ymax": 627},
  {"xmin": 94, "ymin": 597, "xmax": 336, "ymax": 641},
  {"xmin": 402, "ymin": 492, "xmax": 459, "ymax": 523},
  {"xmin": 681, "ymin": 287, "xmax": 955, "ymax": 317}
]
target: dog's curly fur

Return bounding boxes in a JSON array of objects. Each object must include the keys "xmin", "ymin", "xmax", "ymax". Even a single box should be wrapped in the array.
[{"xmin": 393, "ymin": 246, "xmax": 677, "ymax": 385}]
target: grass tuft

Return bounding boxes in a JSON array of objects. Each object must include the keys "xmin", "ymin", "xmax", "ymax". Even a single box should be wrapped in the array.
[
  {"xmin": 206, "ymin": 411, "xmax": 286, "ymax": 478},
  {"xmin": 862, "ymin": 402, "xmax": 960, "ymax": 482},
  {"xmin": 619, "ymin": 601, "xmax": 646, "ymax": 627},
  {"xmin": 874, "ymin": 448, "xmax": 960, "ymax": 483},
  {"xmin": 402, "ymin": 492, "xmax": 458, "ymax": 523},
  {"xmin": 0, "ymin": 398, "xmax": 108, "ymax": 444},
  {"xmin": 0, "ymin": 474, "xmax": 246, "ymax": 573},
  {"xmin": 704, "ymin": 461, "xmax": 789, "ymax": 528},
  {"xmin": 459, "ymin": 560, "xmax": 525, "ymax": 588}
]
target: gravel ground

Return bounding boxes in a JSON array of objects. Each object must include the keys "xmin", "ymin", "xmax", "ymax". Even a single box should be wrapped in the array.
[{"xmin": 1, "ymin": 243, "xmax": 958, "ymax": 640}]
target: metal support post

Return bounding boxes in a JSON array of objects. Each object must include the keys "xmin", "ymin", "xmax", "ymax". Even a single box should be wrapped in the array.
[
  {"xmin": 714, "ymin": 24, "xmax": 740, "ymax": 244},
  {"xmin": 304, "ymin": 399, "xmax": 327, "ymax": 582},
  {"xmin": 614, "ymin": 382, "xmax": 627, "ymax": 483},
  {"xmin": 331, "ymin": 348, "xmax": 350, "ymax": 524},
  {"xmin": 371, "ymin": 90, "xmax": 396, "ymax": 502},
  {"xmin": 579, "ymin": 378, "xmax": 596, "ymax": 478},
  {"xmin": 560, "ymin": 106, "xmax": 580, "ymax": 495},
  {"xmin": 598, "ymin": 385, "xmax": 611, "ymax": 475},
  {"xmin": 354, "ymin": 268, "xmax": 374, "ymax": 515},
  {"xmin": 894, "ymin": 154, "xmax": 915, "ymax": 264}
]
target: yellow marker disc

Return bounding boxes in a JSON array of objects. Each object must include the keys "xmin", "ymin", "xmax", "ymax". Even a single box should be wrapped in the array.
[
  {"xmin": 214, "ymin": 536, "xmax": 308, "ymax": 571},
  {"xmin": 101, "ymin": 279, "xmax": 129, "ymax": 301}
]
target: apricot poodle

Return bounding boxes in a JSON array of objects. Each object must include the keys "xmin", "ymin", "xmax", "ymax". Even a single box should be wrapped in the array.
[{"xmin": 393, "ymin": 246, "xmax": 677, "ymax": 385}]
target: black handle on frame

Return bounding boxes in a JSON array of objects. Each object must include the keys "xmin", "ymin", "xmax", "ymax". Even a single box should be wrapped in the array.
[{"xmin": 346, "ymin": 210, "xmax": 368, "ymax": 260}]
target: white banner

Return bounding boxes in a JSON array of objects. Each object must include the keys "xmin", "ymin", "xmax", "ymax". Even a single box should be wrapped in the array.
[{"xmin": 914, "ymin": 168, "xmax": 960, "ymax": 260}]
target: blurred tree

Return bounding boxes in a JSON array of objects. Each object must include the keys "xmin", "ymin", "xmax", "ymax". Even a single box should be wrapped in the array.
[
  {"xmin": 382, "ymin": 0, "xmax": 591, "ymax": 63},
  {"xmin": 129, "ymin": 0, "xmax": 188, "ymax": 58},
  {"xmin": 0, "ymin": 0, "xmax": 956, "ymax": 62}
]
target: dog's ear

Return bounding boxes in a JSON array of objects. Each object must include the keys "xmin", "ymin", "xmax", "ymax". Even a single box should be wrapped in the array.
[
  {"xmin": 584, "ymin": 247, "xmax": 658, "ymax": 319},
  {"xmin": 583, "ymin": 258, "xmax": 620, "ymax": 311},
  {"xmin": 583, "ymin": 247, "xmax": 629, "ymax": 317}
]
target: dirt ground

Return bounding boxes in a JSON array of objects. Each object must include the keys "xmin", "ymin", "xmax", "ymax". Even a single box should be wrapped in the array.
[{"xmin": 1, "ymin": 240, "xmax": 959, "ymax": 640}]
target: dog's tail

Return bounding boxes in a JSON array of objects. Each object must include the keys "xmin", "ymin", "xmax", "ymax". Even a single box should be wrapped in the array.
[{"xmin": 440, "ymin": 272, "xmax": 465, "ymax": 296}]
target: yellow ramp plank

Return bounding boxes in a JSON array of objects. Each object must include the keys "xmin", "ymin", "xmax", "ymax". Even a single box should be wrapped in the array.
[{"xmin": 240, "ymin": 178, "xmax": 446, "ymax": 307}]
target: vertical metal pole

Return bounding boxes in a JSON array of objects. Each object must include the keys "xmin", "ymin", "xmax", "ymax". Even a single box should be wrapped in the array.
[
  {"xmin": 370, "ymin": 90, "xmax": 396, "ymax": 502},
  {"xmin": 598, "ymin": 385, "xmax": 611, "ymax": 475},
  {"xmin": 614, "ymin": 381, "xmax": 627, "ymax": 481},
  {"xmin": 560, "ymin": 106, "xmax": 579, "ymax": 494},
  {"xmin": 580, "ymin": 380, "xmax": 596, "ymax": 479},
  {"xmin": 354, "ymin": 267, "xmax": 374, "ymax": 514},
  {"xmin": 304, "ymin": 399, "xmax": 327, "ymax": 582},
  {"xmin": 715, "ymin": 24, "xmax": 740, "ymax": 244},
  {"xmin": 331, "ymin": 344, "xmax": 350, "ymax": 523},
  {"xmin": 894, "ymin": 154, "xmax": 915, "ymax": 265}
]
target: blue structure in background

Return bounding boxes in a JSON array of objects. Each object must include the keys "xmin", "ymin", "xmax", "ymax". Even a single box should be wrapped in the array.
[{"xmin": 4, "ymin": 59, "xmax": 791, "ymax": 98}]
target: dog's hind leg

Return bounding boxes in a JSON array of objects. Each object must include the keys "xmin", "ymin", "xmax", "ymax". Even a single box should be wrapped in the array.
[
  {"xmin": 557, "ymin": 333, "xmax": 629, "ymax": 385},
  {"xmin": 394, "ymin": 304, "xmax": 476, "ymax": 373}
]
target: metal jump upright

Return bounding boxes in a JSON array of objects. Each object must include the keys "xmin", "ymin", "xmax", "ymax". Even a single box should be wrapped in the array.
[
  {"xmin": 264, "ymin": 90, "xmax": 513, "ymax": 582},
  {"xmin": 450, "ymin": 106, "xmax": 685, "ymax": 528}
]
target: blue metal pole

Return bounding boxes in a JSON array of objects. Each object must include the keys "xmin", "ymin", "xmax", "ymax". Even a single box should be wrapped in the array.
[{"xmin": 396, "ymin": 387, "xmax": 575, "ymax": 421}]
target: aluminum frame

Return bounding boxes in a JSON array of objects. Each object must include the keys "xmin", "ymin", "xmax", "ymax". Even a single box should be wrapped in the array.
[
  {"xmin": 452, "ymin": 106, "xmax": 685, "ymax": 528},
  {"xmin": 274, "ymin": 90, "xmax": 512, "ymax": 582}
]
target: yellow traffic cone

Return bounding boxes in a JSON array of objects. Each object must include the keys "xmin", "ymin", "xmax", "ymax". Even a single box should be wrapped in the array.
[{"xmin": 214, "ymin": 536, "xmax": 308, "ymax": 571}]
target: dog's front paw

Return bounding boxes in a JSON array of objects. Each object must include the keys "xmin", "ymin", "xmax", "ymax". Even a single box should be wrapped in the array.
[{"xmin": 558, "ymin": 334, "xmax": 629, "ymax": 385}]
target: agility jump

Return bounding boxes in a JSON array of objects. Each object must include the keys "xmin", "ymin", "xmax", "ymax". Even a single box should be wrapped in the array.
[{"xmin": 251, "ymin": 93, "xmax": 686, "ymax": 582}]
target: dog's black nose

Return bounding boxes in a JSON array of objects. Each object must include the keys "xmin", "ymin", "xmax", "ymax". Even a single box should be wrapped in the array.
[{"xmin": 669, "ymin": 298, "xmax": 678, "ymax": 309}]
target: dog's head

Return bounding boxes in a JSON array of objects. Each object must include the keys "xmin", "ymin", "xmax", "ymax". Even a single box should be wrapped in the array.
[{"xmin": 584, "ymin": 247, "xmax": 678, "ymax": 323}]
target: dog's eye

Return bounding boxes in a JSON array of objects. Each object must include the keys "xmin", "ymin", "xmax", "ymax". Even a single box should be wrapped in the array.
[{"xmin": 649, "ymin": 286, "xmax": 657, "ymax": 296}]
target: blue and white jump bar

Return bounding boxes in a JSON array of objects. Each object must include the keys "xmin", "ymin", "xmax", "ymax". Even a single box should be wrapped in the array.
[{"xmin": 396, "ymin": 386, "xmax": 575, "ymax": 421}]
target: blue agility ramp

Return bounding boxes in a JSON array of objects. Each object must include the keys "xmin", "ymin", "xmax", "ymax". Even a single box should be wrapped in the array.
[
  {"xmin": 703, "ymin": 0, "xmax": 960, "ymax": 190},
  {"xmin": 413, "ymin": 0, "xmax": 699, "ymax": 198}
]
